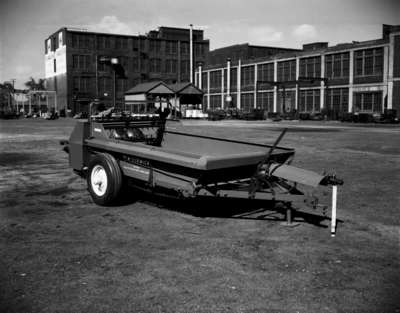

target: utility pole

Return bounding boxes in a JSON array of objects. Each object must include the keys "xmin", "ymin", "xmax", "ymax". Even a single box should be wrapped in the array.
[
  {"xmin": 189, "ymin": 24, "xmax": 193, "ymax": 83},
  {"xmin": 10, "ymin": 78, "xmax": 16, "ymax": 110}
]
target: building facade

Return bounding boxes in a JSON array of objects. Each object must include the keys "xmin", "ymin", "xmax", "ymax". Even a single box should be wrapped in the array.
[
  {"xmin": 195, "ymin": 24, "xmax": 400, "ymax": 118},
  {"xmin": 45, "ymin": 26, "xmax": 209, "ymax": 113}
]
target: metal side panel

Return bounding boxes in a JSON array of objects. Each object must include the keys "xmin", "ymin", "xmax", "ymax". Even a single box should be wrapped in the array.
[
  {"xmin": 119, "ymin": 161, "xmax": 197, "ymax": 195},
  {"xmin": 69, "ymin": 121, "xmax": 90, "ymax": 171},
  {"xmin": 269, "ymin": 163, "xmax": 324, "ymax": 187}
]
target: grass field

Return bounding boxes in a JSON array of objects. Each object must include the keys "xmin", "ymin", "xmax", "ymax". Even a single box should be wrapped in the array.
[{"xmin": 0, "ymin": 118, "xmax": 399, "ymax": 313}]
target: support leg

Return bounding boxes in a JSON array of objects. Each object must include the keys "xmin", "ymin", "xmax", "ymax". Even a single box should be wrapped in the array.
[
  {"xmin": 281, "ymin": 205, "xmax": 299, "ymax": 227},
  {"xmin": 331, "ymin": 185, "xmax": 337, "ymax": 237},
  {"xmin": 286, "ymin": 206, "xmax": 292, "ymax": 224}
]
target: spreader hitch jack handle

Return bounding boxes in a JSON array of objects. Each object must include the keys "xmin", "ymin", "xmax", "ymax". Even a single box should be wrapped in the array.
[{"xmin": 320, "ymin": 174, "xmax": 343, "ymax": 186}]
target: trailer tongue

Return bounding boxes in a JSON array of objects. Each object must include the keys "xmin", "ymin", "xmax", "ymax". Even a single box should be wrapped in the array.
[{"xmin": 63, "ymin": 105, "xmax": 343, "ymax": 235}]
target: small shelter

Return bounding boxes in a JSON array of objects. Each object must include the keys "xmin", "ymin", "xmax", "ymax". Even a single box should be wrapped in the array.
[
  {"xmin": 124, "ymin": 81, "xmax": 204, "ymax": 118},
  {"xmin": 124, "ymin": 81, "xmax": 174, "ymax": 114},
  {"xmin": 168, "ymin": 82, "xmax": 203, "ymax": 117},
  {"xmin": 125, "ymin": 81, "xmax": 174, "ymax": 101}
]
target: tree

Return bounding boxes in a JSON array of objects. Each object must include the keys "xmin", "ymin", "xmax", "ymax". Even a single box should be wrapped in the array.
[
  {"xmin": 0, "ymin": 82, "xmax": 15, "ymax": 111},
  {"xmin": 24, "ymin": 77, "xmax": 45, "ymax": 91},
  {"xmin": 24, "ymin": 77, "xmax": 46, "ymax": 109}
]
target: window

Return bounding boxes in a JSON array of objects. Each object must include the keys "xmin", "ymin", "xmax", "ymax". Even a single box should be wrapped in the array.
[
  {"xmin": 325, "ymin": 53, "xmax": 350, "ymax": 79},
  {"xmin": 73, "ymin": 77, "xmax": 91, "ymax": 92},
  {"xmin": 132, "ymin": 58, "xmax": 139, "ymax": 72},
  {"xmin": 354, "ymin": 48, "xmax": 383, "ymax": 77},
  {"xmin": 53, "ymin": 59, "xmax": 57, "ymax": 73},
  {"xmin": 326, "ymin": 88, "xmax": 349, "ymax": 118},
  {"xmin": 181, "ymin": 42, "xmax": 189, "ymax": 55},
  {"xmin": 58, "ymin": 32, "xmax": 63, "ymax": 47},
  {"xmin": 209, "ymin": 70, "xmax": 222, "ymax": 91},
  {"xmin": 116, "ymin": 78, "xmax": 127, "ymax": 94},
  {"xmin": 299, "ymin": 89, "xmax": 320, "ymax": 112},
  {"xmin": 117, "ymin": 57, "xmax": 129, "ymax": 70},
  {"xmin": 257, "ymin": 63, "xmax": 274, "ymax": 84},
  {"xmin": 209, "ymin": 95, "xmax": 221, "ymax": 110},
  {"xmin": 201, "ymin": 72, "xmax": 208, "ymax": 90},
  {"xmin": 165, "ymin": 59, "xmax": 177, "ymax": 73},
  {"xmin": 72, "ymin": 34, "xmax": 78, "ymax": 48},
  {"xmin": 98, "ymin": 58, "xmax": 108, "ymax": 72},
  {"xmin": 241, "ymin": 66, "xmax": 255, "ymax": 87},
  {"xmin": 54, "ymin": 36, "xmax": 59, "ymax": 50},
  {"xmin": 240, "ymin": 93, "xmax": 254, "ymax": 112},
  {"xmin": 278, "ymin": 90, "xmax": 296, "ymax": 112},
  {"xmin": 97, "ymin": 36, "xmax": 111, "ymax": 49},
  {"xmin": 115, "ymin": 37, "xmax": 128, "ymax": 50},
  {"xmin": 277, "ymin": 60, "xmax": 296, "ymax": 82},
  {"xmin": 149, "ymin": 58, "xmax": 161, "ymax": 73},
  {"xmin": 132, "ymin": 39, "xmax": 139, "ymax": 51},
  {"xmin": 257, "ymin": 92, "xmax": 274, "ymax": 112},
  {"xmin": 165, "ymin": 41, "xmax": 177, "ymax": 54},
  {"xmin": 149, "ymin": 40, "xmax": 161, "ymax": 53},
  {"xmin": 98, "ymin": 77, "xmax": 112, "ymax": 96},
  {"xmin": 299, "ymin": 56, "xmax": 321, "ymax": 78},
  {"xmin": 203, "ymin": 95, "xmax": 208, "ymax": 110},
  {"xmin": 46, "ymin": 39, "xmax": 51, "ymax": 53},
  {"xmin": 230, "ymin": 68, "xmax": 237, "ymax": 90},
  {"xmin": 223, "ymin": 69, "xmax": 227, "ymax": 92},
  {"xmin": 195, "ymin": 44, "xmax": 204, "ymax": 57},
  {"xmin": 72, "ymin": 55, "xmax": 91, "ymax": 70},
  {"xmin": 181, "ymin": 60, "xmax": 190, "ymax": 75},
  {"xmin": 140, "ymin": 59, "xmax": 147, "ymax": 72},
  {"xmin": 72, "ymin": 34, "xmax": 91, "ymax": 49},
  {"xmin": 354, "ymin": 92, "xmax": 382, "ymax": 112},
  {"xmin": 139, "ymin": 39, "xmax": 146, "ymax": 51}
]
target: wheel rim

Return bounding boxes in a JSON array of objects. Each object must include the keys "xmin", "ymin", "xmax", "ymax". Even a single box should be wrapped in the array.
[{"xmin": 91, "ymin": 165, "xmax": 108, "ymax": 197}]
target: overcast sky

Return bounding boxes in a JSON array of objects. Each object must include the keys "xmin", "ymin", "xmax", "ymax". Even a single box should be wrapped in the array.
[{"xmin": 0, "ymin": 0, "xmax": 399, "ymax": 89}]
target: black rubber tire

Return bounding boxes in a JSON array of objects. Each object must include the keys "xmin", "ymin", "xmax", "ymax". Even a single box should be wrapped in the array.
[{"xmin": 87, "ymin": 153, "xmax": 123, "ymax": 206}]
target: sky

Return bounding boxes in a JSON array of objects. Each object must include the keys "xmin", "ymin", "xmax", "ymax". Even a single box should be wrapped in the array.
[{"xmin": 0, "ymin": 0, "xmax": 399, "ymax": 89}]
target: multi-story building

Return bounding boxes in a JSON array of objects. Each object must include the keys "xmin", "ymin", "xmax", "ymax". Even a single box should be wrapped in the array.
[
  {"xmin": 195, "ymin": 24, "xmax": 400, "ymax": 118},
  {"xmin": 44, "ymin": 26, "xmax": 209, "ymax": 113}
]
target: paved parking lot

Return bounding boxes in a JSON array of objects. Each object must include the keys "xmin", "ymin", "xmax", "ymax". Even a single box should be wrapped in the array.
[{"xmin": 0, "ymin": 118, "xmax": 399, "ymax": 313}]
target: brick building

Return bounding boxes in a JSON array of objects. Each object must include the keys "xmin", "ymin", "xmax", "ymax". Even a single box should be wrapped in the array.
[
  {"xmin": 195, "ymin": 24, "xmax": 400, "ymax": 118},
  {"xmin": 44, "ymin": 26, "xmax": 209, "ymax": 113}
]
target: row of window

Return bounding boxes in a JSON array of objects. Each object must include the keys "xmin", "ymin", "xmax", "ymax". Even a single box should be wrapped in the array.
[
  {"xmin": 72, "ymin": 76, "xmax": 127, "ymax": 95},
  {"xmin": 200, "ymin": 47, "xmax": 384, "ymax": 90},
  {"xmin": 71, "ymin": 54, "xmax": 191, "ymax": 74},
  {"xmin": 66, "ymin": 33, "xmax": 207, "ymax": 57},
  {"xmin": 204, "ymin": 89, "xmax": 382, "ymax": 113}
]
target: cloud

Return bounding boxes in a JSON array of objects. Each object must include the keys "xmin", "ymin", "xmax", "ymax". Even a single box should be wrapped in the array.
[
  {"xmin": 292, "ymin": 24, "xmax": 317, "ymax": 40},
  {"xmin": 249, "ymin": 26, "xmax": 283, "ymax": 44},
  {"xmin": 87, "ymin": 16, "xmax": 133, "ymax": 35}
]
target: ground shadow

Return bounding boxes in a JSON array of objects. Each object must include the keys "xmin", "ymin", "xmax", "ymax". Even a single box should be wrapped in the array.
[{"xmin": 123, "ymin": 189, "xmax": 341, "ymax": 229}]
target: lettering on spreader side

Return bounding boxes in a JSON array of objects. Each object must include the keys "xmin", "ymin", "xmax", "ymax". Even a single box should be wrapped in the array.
[{"xmin": 121, "ymin": 155, "xmax": 151, "ymax": 167}]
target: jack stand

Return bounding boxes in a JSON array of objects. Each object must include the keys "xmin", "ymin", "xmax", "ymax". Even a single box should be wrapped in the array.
[
  {"xmin": 281, "ymin": 206, "xmax": 300, "ymax": 227},
  {"xmin": 331, "ymin": 185, "xmax": 337, "ymax": 237}
]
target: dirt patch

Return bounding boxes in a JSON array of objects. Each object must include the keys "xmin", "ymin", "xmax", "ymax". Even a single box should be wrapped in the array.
[
  {"xmin": 0, "ymin": 152, "xmax": 46, "ymax": 166},
  {"xmin": 263, "ymin": 126, "xmax": 342, "ymax": 133}
]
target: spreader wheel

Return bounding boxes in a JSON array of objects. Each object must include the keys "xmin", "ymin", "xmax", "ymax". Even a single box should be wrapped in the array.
[{"xmin": 87, "ymin": 153, "xmax": 122, "ymax": 206}]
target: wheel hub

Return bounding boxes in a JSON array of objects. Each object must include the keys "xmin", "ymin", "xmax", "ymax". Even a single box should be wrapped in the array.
[{"xmin": 91, "ymin": 165, "xmax": 108, "ymax": 196}]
